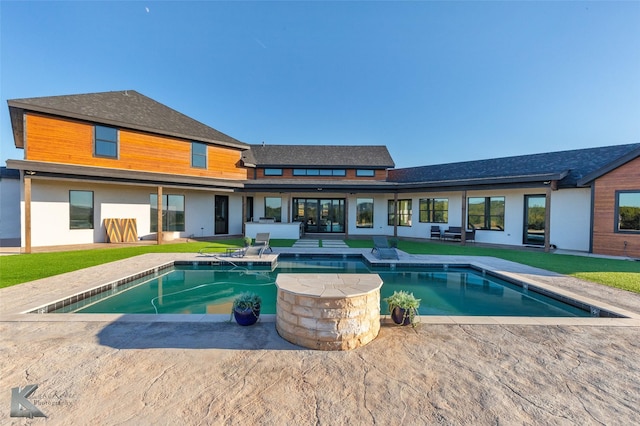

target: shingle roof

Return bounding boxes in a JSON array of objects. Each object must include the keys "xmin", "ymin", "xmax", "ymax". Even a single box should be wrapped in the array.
[
  {"xmin": 242, "ymin": 144, "xmax": 395, "ymax": 168},
  {"xmin": 8, "ymin": 90, "xmax": 248, "ymax": 150},
  {"xmin": 388, "ymin": 143, "xmax": 640, "ymax": 188}
]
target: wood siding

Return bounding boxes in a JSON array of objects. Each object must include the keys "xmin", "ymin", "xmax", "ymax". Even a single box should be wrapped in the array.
[
  {"xmin": 254, "ymin": 168, "xmax": 387, "ymax": 180},
  {"xmin": 592, "ymin": 156, "xmax": 640, "ymax": 258},
  {"xmin": 25, "ymin": 113, "xmax": 249, "ymax": 180}
]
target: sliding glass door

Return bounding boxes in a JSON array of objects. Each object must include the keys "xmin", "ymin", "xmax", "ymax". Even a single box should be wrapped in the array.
[{"xmin": 293, "ymin": 198, "xmax": 345, "ymax": 233}]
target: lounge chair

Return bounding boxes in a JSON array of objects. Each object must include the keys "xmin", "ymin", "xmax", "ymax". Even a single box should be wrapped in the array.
[
  {"xmin": 254, "ymin": 232, "xmax": 272, "ymax": 252},
  {"xmin": 198, "ymin": 242, "xmax": 266, "ymax": 258},
  {"xmin": 239, "ymin": 244, "xmax": 265, "ymax": 258},
  {"xmin": 371, "ymin": 236, "xmax": 399, "ymax": 259}
]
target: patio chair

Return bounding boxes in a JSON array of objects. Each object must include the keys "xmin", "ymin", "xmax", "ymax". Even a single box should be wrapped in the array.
[
  {"xmin": 371, "ymin": 236, "xmax": 399, "ymax": 259},
  {"xmin": 430, "ymin": 225, "xmax": 441, "ymax": 240},
  {"xmin": 254, "ymin": 232, "xmax": 272, "ymax": 252}
]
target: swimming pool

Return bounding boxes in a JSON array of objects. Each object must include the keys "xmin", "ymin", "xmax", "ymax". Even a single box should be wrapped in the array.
[{"xmin": 51, "ymin": 257, "xmax": 597, "ymax": 317}]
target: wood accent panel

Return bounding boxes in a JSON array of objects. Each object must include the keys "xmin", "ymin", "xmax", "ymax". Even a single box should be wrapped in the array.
[
  {"xmin": 104, "ymin": 218, "xmax": 138, "ymax": 243},
  {"xmin": 25, "ymin": 113, "xmax": 248, "ymax": 180},
  {"xmin": 591, "ymin": 156, "xmax": 640, "ymax": 258}
]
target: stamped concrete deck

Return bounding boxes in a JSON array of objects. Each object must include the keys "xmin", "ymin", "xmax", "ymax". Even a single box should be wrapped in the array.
[{"xmin": 1, "ymin": 246, "xmax": 639, "ymax": 423}]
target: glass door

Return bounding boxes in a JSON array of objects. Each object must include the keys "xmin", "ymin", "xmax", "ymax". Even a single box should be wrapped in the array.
[
  {"xmin": 524, "ymin": 195, "xmax": 545, "ymax": 245},
  {"xmin": 293, "ymin": 198, "xmax": 345, "ymax": 233},
  {"xmin": 215, "ymin": 195, "xmax": 229, "ymax": 234}
]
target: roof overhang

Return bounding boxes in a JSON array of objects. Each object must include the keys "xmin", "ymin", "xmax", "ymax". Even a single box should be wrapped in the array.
[
  {"xmin": 8, "ymin": 105, "xmax": 26, "ymax": 148},
  {"xmin": 242, "ymin": 179, "xmax": 397, "ymax": 193},
  {"xmin": 577, "ymin": 146, "xmax": 640, "ymax": 186},
  {"xmin": 6, "ymin": 160, "xmax": 244, "ymax": 192},
  {"xmin": 390, "ymin": 171, "xmax": 569, "ymax": 191}
]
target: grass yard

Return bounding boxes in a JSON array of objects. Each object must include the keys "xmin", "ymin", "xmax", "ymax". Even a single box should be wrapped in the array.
[{"xmin": 1, "ymin": 238, "xmax": 639, "ymax": 294}]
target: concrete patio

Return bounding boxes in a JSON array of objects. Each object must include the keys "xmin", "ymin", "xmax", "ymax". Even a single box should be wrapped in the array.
[{"xmin": 1, "ymin": 246, "xmax": 639, "ymax": 424}]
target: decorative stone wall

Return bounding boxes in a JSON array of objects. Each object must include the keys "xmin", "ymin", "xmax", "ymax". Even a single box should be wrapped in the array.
[{"xmin": 275, "ymin": 274, "xmax": 383, "ymax": 351}]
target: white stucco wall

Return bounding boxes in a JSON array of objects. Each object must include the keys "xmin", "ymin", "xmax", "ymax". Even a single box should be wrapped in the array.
[
  {"xmin": 23, "ymin": 180, "xmax": 244, "ymax": 247},
  {"xmin": 550, "ymin": 188, "xmax": 591, "ymax": 251},
  {"xmin": 0, "ymin": 175, "xmax": 21, "ymax": 241}
]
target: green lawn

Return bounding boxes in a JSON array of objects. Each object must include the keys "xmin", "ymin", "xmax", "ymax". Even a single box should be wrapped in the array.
[{"xmin": 1, "ymin": 239, "xmax": 639, "ymax": 294}]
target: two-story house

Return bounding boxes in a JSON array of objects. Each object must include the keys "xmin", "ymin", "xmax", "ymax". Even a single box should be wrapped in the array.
[{"xmin": 5, "ymin": 90, "xmax": 640, "ymax": 258}]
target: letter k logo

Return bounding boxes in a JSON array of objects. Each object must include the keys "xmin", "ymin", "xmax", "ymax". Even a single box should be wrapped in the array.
[{"xmin": 10, "ymin": 385, "xmax": 46, "ymax": 418}]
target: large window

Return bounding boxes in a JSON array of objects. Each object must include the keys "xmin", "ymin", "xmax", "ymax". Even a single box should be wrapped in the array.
[
  {"xmin": 468, "ymin": 196, "xmax": 505, "ymax": 230},
  {"xmin": 94, "ymin": 125, "xmax": 118, "ymax": 158},
  {"xmin": 191, "ymin": 142, "xmax": 207, "ymax": 168},
  {"xmin": 150, "ymin": 194, "xmax": 185, "ymax": 232},
  {"xmin": 356, "ymin": 169, "xmax": 375, "ymax": 177},
  {"xmin": 356, "ymin": 198, "xmax": 374, "ymax": 228},
  {"xmin": 69, "ymin": 190, "xmax": 94, "ymax": 229},
  {"xmin": 388, "ymin": 199, "xmax": 412, "ymax": 226},
  {"xmin": 419, "ymin": 198, "xmax": 448, "ymax": 223},
  {"xmin": 264, "ymin": 197, "xmax": 282, "ymax": 222},
  {"xmin": 616, "ymin": 191, "xmax": 640, "ymax": 232},
  {"xmin": 264, "ymin": 169, "xmax": 282, "ymax": 176},
  {"xmin": 293, "ymin": 169, "xmax": 346, "ymax": 176}
]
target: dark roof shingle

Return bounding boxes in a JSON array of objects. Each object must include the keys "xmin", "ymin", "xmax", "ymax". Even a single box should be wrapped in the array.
[
  {"xmin": 8, "ymin": 90, "xmax": 248, "ymax": 149},
  {"xmin": 388, "ymin": 143, "xmax": 640, "ymax": 188},
  {"xmin": 242, "ymin": 144, "xmax": 395, "ymax": 168}
]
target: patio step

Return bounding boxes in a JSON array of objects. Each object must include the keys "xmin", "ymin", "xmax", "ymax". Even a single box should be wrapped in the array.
[
  {"xmin": 320, "ymin": 240, "xmax": 348, "ymax": 249},
  {"xmin": 293, "ymin": 239, "xmax": 320, "ymax": 248}
]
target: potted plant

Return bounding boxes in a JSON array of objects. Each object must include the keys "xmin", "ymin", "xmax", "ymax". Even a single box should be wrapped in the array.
[
  {"xmin": 243, "ymin": 236, "xmax": 253, "ymax": 247},
  {"xmin": 384, "ymin": 290, "xmax": 420, "ymax": 327},
  {"xmin": 231, "ymin": 292, "xmax": 262, "ymax": 326}
]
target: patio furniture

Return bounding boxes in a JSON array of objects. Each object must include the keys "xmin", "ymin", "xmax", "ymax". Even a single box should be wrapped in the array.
[
  {"xmin": 371, "ymin": 236, "xmax": 399, "ymax": 259},
  {"xmin": 465, "ymin": 224, "xmax": 476, "ymax": 243},
  {"xmin": 255, "ymin": 232, "xmax": 272, "ymax": 252},
  {"xmin": 442, "ymin": 226, "xmax": 462, "ymax": 241},
  {"xmin": 430, "ymin": 225, "xmax": 441, "ymax": 240}
]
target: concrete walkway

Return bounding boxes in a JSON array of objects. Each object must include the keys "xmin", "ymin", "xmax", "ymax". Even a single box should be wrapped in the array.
[{"xmin": 1, "ymin": 248, "xmax": 639, "ymax": 423}]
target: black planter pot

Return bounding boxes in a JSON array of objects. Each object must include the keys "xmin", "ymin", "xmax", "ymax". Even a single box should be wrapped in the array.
[
  {"xmin": 391, "ymin": 306, "xmax": 412, "ymax": 326},
  {"xmin": 233, "ymin": 304, "xmax": 260, "ymax": 326}
]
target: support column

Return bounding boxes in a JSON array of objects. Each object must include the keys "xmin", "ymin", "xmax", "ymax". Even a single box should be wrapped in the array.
[
  {"xmin": 461, "ymin": 190, "xmax": 467, "ymax": 245},
  {"xmin": 242, "ymin": 194, "xmax": 247, "ymax": 236},
  {"xmin": 393, "ymin": 193, "xmax": 398, "ymax": 237},
  {"xmin": 156, "ymin": 186, "xmax": 163, "ymax": 245},
  {"xmin": 544, "ymin": 185, "xmax": 552, "ymax": 252},
  {"xmin": 344, "ymin": 197, "xmax": 349, "ymax": 239},
  {"xmin": 24, "ymin": 175, "xmax": 32, "ymax": 254}
]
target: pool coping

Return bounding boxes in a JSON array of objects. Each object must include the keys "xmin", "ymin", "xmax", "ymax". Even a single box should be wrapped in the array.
[{"xmin": 1, "ymin": 249, "xmax": 639, "ymax": 326}]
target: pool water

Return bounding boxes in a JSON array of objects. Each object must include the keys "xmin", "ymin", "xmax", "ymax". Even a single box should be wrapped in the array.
[{"xmin": 55, "ymin": 258, "xmax": 591, "ymax": 317}]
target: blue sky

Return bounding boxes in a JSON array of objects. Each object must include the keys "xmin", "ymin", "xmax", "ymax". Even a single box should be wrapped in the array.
[{"xmin": 1, "ymin": 1, "xmax": 639, "ymax": 168}]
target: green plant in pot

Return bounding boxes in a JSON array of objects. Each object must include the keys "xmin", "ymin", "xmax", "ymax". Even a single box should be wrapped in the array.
[
  {"xmin": 384, "ymin": 290, "xmax": 420, "ymax": 327},
  {"xmin": 243, "ymin": 236, "xmax": 253, "ymax": 247},
  {"xmin": 231, "ymin": 292, "xmax": 262, "ymax": 326}
]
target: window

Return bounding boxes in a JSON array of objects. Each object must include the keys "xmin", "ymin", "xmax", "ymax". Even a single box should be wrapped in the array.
[
  {"xmin": 616, "ymin": 191, "xmax": 640, "ymax": 232},
  {"xmin": 150, "ymin": 194, "xmax": 185, "ymax": 232},
  {"xmin": 94, "ymin": 125, "xmax": 118, "ymax": 158},
  {"xmin": 356, "ymin": 169, "xmax": 375, "ymax": 177},
  {"xmin": 191, "ymin": 142, "xmax": 207, "ymax": 168},
  {"xmin": 69, "ymin": 191, "xmax": 94, "ymax": 229},
  {"xmin": 468, "ymin": 196, "xmax": 505, "ymax": 230},
  {"xmin": 419, "ymin": 198, "xmax": 448, "ymax": 223},
  {"xmin": 293, "ymin": 169, "xmax": 346, "ymax": 176},
  {"xmin": 264, "ymin": 169, "xmax": 282, "ymax": 176},
  {"xmin": 388, "ymin": 199, "xmax": 412, "ymax": 226},
  {"xmin": 356, "ymin": 198, "xmax": 374, "ymax": 228},
  {"xmin": 264, "ymin": 197, "xmax": 282, "ymax": 222}
]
